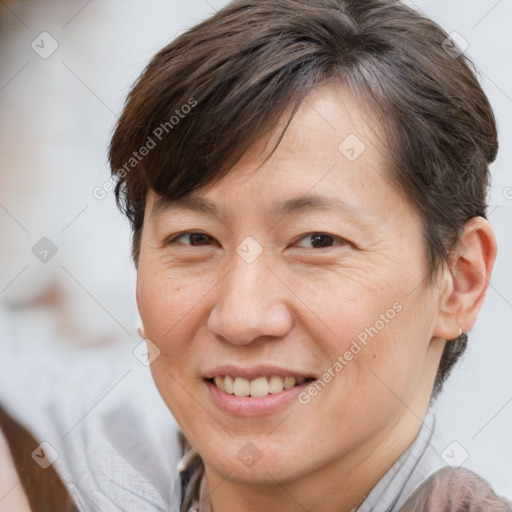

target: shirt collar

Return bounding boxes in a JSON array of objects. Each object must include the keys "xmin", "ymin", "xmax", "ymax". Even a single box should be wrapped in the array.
[{"xmin": 356, "ymin": 407, "xmax": 443, "ymax": 512}]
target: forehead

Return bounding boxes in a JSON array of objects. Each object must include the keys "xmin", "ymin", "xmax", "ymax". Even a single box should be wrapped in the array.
[{"xmin": 147, "ymin": 83, "xmax": 401, "ymax": 221}]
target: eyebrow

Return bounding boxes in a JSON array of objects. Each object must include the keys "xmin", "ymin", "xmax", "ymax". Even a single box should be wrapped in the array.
[{"xmin": 151, "ymin": 193, "xmax": 368, "ymax": 220}]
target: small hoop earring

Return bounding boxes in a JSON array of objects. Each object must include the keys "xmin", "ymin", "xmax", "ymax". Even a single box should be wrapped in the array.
[{"xmin": 459, "ymin": 327, "xmax": 463, "ymax": 337}]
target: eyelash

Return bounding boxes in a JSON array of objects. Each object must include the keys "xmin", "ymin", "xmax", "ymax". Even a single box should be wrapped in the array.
[{"xmin": 166, "ymin": 231, "xmax": 347, "ymax": 249}]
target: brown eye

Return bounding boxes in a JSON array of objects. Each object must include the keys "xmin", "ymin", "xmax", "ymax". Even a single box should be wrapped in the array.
[
  {"xmin": 296, "ymin": 233, "xmax": 343, "ymax": 249},
  {"xmin": 170, "ymin": 232, "xmax": 213, "ymax": 246}
]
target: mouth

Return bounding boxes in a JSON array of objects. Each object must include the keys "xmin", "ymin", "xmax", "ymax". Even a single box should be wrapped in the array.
[
  {"xmin": 207, "ymin": 375, "xmax": 316, "ymax": 398},
  {"xmin": 203, "ymin": 365, "xmax": 317, "ymax": 416}
]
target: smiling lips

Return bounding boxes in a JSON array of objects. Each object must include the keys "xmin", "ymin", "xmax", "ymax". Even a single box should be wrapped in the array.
[{"xmin": 211, "ymin": 375, "xmax": 308, "ymax": 397}]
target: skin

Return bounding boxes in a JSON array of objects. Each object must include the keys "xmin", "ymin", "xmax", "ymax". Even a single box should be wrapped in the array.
[{"xmin": 136, "ymin": 84, "xmax": 496, "ymax": 512}]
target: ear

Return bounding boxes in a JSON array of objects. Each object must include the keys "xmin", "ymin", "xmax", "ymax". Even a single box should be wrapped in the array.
[
  {"xmin": 433, "ymin": 216, "xmax": 497, "ymax": 340},
  {"xmin": 136, "ymin": 319, "xmax": 146, "ymax": 340},
  {"xmin": 135, "ymin": 282, "xmax": 146, "ymax": 340}
]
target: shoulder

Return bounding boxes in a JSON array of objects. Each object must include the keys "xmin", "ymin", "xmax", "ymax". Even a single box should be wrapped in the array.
[
  {"xmin": 0, "ymin": 339, "xmax": 184, "ymax": 511},
  {"xmin": 400, "ymin": 466, "xmax": 512, "ymax": 512}
]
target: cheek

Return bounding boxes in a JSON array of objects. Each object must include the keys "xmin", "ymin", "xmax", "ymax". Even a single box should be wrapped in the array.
[
  {"xmin": 307, "ymin": 265, "xmax": 435, "ymax": 408},
  {"xmin": 318, "ymin": 291, "xmax": 435, "ymax": 427},
  {"xmin": 136, "ymin": 270, "xmax": 213, "ymax": 412},
  {"xmin": 138, "ymin": 269, "xmax": 209, "ymax": 427},
  {"xmin": 137, "ymin": 265, "xmax": 213, "ymax": 346}
]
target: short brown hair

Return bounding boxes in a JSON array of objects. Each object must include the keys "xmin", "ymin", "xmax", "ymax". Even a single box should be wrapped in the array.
[{"xmin": 109, "ymin": 0, "xmax": 498, "ymax": 395}]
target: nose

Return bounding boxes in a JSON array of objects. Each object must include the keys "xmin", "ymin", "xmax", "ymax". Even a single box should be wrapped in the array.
[{"xmin": 208, "ymin": 255, "xmax": 294, "ymax": 346}]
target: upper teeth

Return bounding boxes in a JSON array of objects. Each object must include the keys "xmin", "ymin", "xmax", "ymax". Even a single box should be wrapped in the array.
[{"xmin": 213, "ymin": 376, "xmax": 306, "ymax": 397}]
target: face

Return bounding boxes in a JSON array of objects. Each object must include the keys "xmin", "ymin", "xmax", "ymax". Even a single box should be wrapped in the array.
[{"xmin": 136, "ymin": 84, "xmax": 445, "ymax": 486}]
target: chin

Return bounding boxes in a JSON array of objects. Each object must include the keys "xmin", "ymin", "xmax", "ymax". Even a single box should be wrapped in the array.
[{"xmin": 199, "ymin": 435, "xmax": 325, "ymax": 485}]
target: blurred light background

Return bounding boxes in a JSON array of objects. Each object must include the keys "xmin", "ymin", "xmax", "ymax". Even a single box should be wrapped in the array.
[{"xmin": 0, "ymin": 0, "xmax": 511, "ymax": 500}]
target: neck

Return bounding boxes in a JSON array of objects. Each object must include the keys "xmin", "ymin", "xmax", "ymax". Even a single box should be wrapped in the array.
[{"xmin": 204, "ymin": 409, "xmax": 428, "ymax": 512}]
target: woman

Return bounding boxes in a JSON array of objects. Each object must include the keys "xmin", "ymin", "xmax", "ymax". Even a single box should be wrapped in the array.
[{"xmin": 1, "ymin": 0, "xmax": 510, "ymax": 510}]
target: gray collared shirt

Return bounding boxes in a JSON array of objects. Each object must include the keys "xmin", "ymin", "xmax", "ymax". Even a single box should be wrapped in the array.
[{"xmin": 357, "ymin": 409, "xmax": 444, "ymax": 512}]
